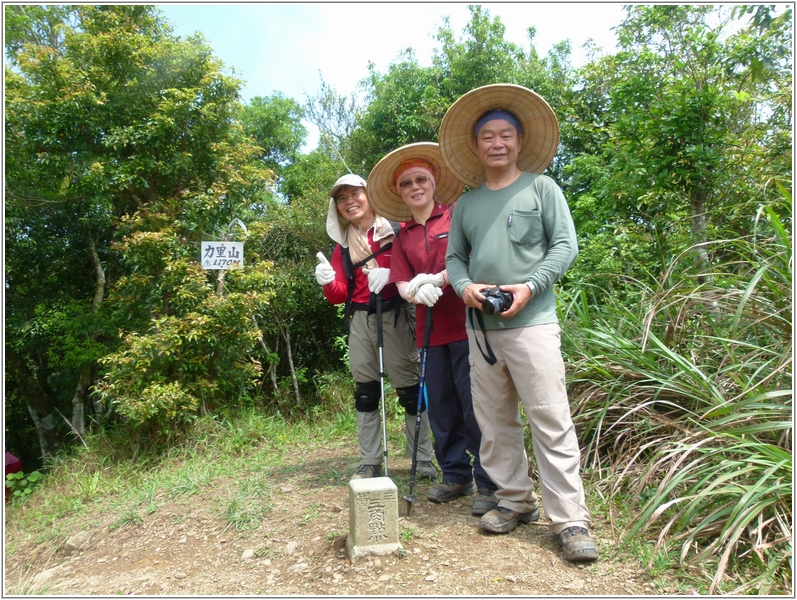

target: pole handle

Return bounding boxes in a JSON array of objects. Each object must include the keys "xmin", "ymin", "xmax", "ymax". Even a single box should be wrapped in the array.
[
  {"xmin": 422, "ymin": 306, "xmax": 433, "ymax": 348},
  {"xmin": 375, "ymin": 293, "xmax": 384, "ymax": 347}
]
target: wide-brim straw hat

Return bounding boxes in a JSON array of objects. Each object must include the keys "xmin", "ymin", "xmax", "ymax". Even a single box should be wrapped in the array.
[
  {"xmin": 366, "ymin": 142, "xmax": 465, "ymax": 223},
  {"xmin": 438, "ymin": 84, "xmax": 559, "ymax": 188}
]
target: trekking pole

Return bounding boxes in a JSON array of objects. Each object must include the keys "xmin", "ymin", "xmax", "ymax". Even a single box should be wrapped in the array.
[
  {"xmin": 402, "ymin": 307, "xmax": 433, "ymax": 516},
  {"xmin": 375, "ymin": 293, "xmax": 389, "ymax": 477}
]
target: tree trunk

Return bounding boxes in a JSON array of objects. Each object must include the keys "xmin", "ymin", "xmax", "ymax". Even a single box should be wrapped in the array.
[
  {"xmin": 78, "ymin": 230, "xmax": 106, "ymax": 432},
  {"xmin": 6, "ymin": 348, "xmax": 62, "ymax": 459},
  {"xmin": 277, "ymin": 320, "xmax": 301, "ymax": 407},
  {"xmin": 87, "ymin": 230, "xmax": 105, "ymax": 311},
  {"xmin": 216, "ymin": 269, "xmax": 227, "ymax": 296},
  {"xmin": 690, "ymin": 186, "xmax": 711, "ymax": 280},
  {"xmin": 254, "ymin": 320, "xmax": 280, "ymax": 396},
  {"xmin": 69, "ymin": 366, "xmax": 92, "ymax": 438},
  {"xmin": 690, "ymin": 186, "xmax": 720, "ymax": 316}
]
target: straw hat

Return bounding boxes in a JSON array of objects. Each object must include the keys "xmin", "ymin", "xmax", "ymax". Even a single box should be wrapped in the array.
[
  {"xmin": 366, "ymin": 142, "xmax": 465, "ymax": 223},
  {"xmin": 438, "ymin": 84, "xmax": 559, "ymax": 188}
]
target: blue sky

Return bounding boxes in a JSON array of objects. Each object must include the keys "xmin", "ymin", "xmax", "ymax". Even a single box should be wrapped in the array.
[{"xmin": 157, "ymin": 3, "xmax": 627, "ymax": 149}]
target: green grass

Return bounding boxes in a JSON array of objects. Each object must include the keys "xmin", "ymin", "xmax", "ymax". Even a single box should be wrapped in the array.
[
  {"xmin": 4, "ymin": 567, "xmax": 56, "ymax": 596},
  {"xmin": 560, "ymin": 195, "xmax": 792, "ymax": 594}
]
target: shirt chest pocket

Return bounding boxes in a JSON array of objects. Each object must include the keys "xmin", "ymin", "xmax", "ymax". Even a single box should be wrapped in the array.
[{"xmin": 508, "ymin": 209, "xmax": 542, "ymax": 246}]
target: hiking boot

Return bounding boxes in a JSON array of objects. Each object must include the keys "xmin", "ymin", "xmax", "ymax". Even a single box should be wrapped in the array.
[
  {"xmin": 416, "ymin": 460, "xmax": 438, "ymax": 481},
  {"xmin": 557, "ymin": 526, "xmax": 599, "ymax": 562},
  {"xmin": 427, "ymin": 480, "xmax": 477, "ymax": 503},
  {"xmin": 479, "ymin": 505, "xmax": 540, "ymax": 534},
  {"xmin": 350, "ymin": 464, "xmax": 381, "ymax": 480},
  {"xmin": 472, "ymin": 487, "xmax": 498, "ymax": 516}
]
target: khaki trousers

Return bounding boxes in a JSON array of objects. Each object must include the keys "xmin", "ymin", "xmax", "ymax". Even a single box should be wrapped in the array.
[
  {"xmin": 467, "ymin": 323, "xmax": 591, "ymax": 533},
  {"xmin": 349, "ymin": 305, "xmax": 419, "ymax": 387},
  {"xmin": 349, "ymin": 306, "xmax": 433, "ymax": 463}
]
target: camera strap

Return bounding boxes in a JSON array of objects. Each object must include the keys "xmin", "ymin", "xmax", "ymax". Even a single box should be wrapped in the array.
[{"xmin": 468, "ymin": 307, "xmax": 497, "ymax": 365}]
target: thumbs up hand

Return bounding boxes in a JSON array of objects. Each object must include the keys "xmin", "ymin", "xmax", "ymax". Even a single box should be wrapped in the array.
[{"xmin": 315, "ymin": 252, "xmax": 335, "ymax": 286}]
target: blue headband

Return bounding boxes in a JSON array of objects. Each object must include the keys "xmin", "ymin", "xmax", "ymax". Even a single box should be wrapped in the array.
[{"xmin": 474, "ymin": 109, "xmax": 522, "ymax": 137}]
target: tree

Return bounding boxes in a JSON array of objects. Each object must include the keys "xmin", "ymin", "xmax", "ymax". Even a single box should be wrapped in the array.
[
  {"xmin": 350, "ymin": 5, "xmax": 576, "ymax": 178},
  {"xmin": 433, "ymin": 5, "xmax": 526, "ymax": 97},
  {"xmin": 241, "ymin": 93, "xmax": 307, "ymax": 176},
  {"xmin": 573, "ymin": 6, "xmax": 791, "ymax": 286},
  {"xmin": 350, "ymin": 51, "xmax": 444, "ymax": 171},
  {"xmin": 303, "ymin": 77, "xmax": 362, "ymax": 174},
  {"xmin": 5, "ymin": 5, "xmax": 275, "ymax": 454}
]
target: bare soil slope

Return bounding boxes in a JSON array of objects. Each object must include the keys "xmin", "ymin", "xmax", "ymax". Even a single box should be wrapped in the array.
[{"xmin": 6, "ymin": 443, "xmax": 679, "ymax": 596}]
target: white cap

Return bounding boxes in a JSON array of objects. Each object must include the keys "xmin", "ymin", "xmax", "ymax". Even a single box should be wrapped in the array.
[{"xmin": 329, "ymin": 173, "xmax": 366, "ymax": 199}]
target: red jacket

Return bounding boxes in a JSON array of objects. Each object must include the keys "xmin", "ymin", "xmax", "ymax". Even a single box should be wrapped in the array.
[
  {"xmin": 322, "ymin": 229, "xmax": 400, "ymax": 306},
  {"xmin": 389, "ymin": 203, "xmax": 467, "ymax": 347}
]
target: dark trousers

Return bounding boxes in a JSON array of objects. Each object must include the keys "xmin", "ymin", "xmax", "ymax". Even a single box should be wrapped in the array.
[{"xmin": 425, "ymin": 339, "xmax": 495, "ymax": 489}]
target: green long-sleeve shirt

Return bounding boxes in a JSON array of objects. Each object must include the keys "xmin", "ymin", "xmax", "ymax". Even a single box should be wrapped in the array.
[{"xmin": 445, "ymin": 172, "xmax": 578, "ymax": 330}]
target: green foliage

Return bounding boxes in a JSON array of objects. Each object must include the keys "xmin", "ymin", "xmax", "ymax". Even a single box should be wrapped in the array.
[
  {"xmin": 4, "ymin": 4, "xmax": 275, "ymax": 450},
  {"xmin": 349, "ymin": 5, "xmax": 577, "ymax": 178},
  {"xmin": 433, "ymin": 5, "xmax": 526, "ymax": 95},
  {"xmin": 97, "ymin": 291, "xmax": 266, "ymax": 433},
  {"xmin": 352, "ymin": 51, "xmax": 444, "ymax": 169},
  {"xmin": 563, "ymin": 4, "xmax": 792, "ymax": 292},
  {"xmin": 241, "ymin": 194, "xmax": 345, "ymax": 412},
  {"xmin": 241, "ymin": 93, "xmax": 307, "ymax": 174},
  {"xmin": 6, "ymin": 470, "xmax": 44, "ymax": 502},
  {"xmin": 562, "ymin": 195, "xmax": 792, "ymax": 594}
]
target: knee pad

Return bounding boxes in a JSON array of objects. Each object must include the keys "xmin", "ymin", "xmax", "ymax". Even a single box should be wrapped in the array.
[
  {"xmin": 396, "ymin": 384, "xmax": 423, "ymax": 415},
  {"xmin": 354, "ymin": 381, "xmax": 381, "ymax": 413}
]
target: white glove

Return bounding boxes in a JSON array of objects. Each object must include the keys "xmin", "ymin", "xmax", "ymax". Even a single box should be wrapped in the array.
[
  {"xmin": 407, "ymin": 272, "xmax": 445, "ymax": 296},
  {"xmin": 414, "ymin": 283, "xmax": 443, "ymax": 307},
  {"xmin": 315, "ymin": 252, "xmax": 335, "ymax": 286},
  {"xmin": 362, "ymin": 267, "xmax": 390, "ymax": 294}
]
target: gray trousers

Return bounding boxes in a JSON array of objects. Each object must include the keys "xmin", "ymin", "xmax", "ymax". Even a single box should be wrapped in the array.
[
  {"xmin": 349, "ymin": 305, "xmax": 433, "ymax": 464},
  {"xmin": 467, "ymin": 323, "xmax": 591, "ymax": 533}
]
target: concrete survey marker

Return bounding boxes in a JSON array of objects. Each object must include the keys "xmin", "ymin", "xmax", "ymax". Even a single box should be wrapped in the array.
[{"xmin": 346, "ymin": 477, "xmax": 403, "ymax": 561}]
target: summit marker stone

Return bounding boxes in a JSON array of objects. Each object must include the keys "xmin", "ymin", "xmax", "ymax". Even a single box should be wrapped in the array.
[{"xmin": 346, "ymin": 477, "xmax": 402, "ymax": 561}]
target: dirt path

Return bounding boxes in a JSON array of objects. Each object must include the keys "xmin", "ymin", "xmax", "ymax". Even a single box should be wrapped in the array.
[{"xmin": 6, "ymin": 444, "xmax": 679, "ymax": 596}]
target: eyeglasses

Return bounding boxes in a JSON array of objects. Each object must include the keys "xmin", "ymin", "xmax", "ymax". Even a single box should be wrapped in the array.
[
  {"xmin": 398, "ymin": 175, "xmax": 431, "ymax": 190},
  {"xmin": 335, "ymin": 188, "xmax": 364, "ymax": 204}
]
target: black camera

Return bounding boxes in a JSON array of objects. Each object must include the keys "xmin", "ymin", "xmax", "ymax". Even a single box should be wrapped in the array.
[{"xmin": 481, "ymin": 287, "xmax": 514, "ymax": 315}]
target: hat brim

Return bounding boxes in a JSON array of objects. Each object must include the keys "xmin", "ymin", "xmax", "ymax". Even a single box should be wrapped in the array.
[
  {"xmin": 439, "ymin": 84, "xmax": 559, "ymax": 188},
  {"xmin": 329, "ymin": 174, "xmax": 367, "ymax": 199},
  {"xmin": 366, "ymin": 142, "xmax": 465, "ymax": 223}
]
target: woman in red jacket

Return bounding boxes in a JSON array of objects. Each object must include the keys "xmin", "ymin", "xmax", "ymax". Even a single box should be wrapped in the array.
[
  {"xmin": 314, "ymin": 174, "xmax": 436, "ymax": 481},
  {"xmin": 367, "ymin": 144, "xmax": 498, "ymax": 516}
]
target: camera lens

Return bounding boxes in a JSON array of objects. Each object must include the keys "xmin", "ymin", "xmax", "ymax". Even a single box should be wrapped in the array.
[{"xmin": 482, "ymin": 296, "xmax": 502, "ymax": 315}]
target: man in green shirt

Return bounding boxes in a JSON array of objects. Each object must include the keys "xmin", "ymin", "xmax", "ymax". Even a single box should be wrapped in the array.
[{"xmin": 441, "ymin": 84, "xmax": 598, "ymax": 562}]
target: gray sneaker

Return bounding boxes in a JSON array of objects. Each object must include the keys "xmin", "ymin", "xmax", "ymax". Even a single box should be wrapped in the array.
[
  {"xmin": 479, "ymin": 505, "xmax": 540, "ymax": 534},
  {"xmin": 350, "ymin": 464, "xmax": 381, "ymax": 480},
  {"xmin": 427, "ymin": 480, "xmax": 477, "ymax": 503},
  {"xmin": 558, "ymin": 526, "xmax": 599, "ymax": 562},
  {"xmin": 472, "ymin": 487, "xmax": 498, "ymax": 516},
  {"xmin": 416, "ymin": 460, "xmax": 438, "ymax": 481}
]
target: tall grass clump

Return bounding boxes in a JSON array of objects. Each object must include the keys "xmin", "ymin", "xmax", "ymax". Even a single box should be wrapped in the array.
[{"xmin": 561, "ymin": 193, "xmax": 792, "ymax": 594}]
